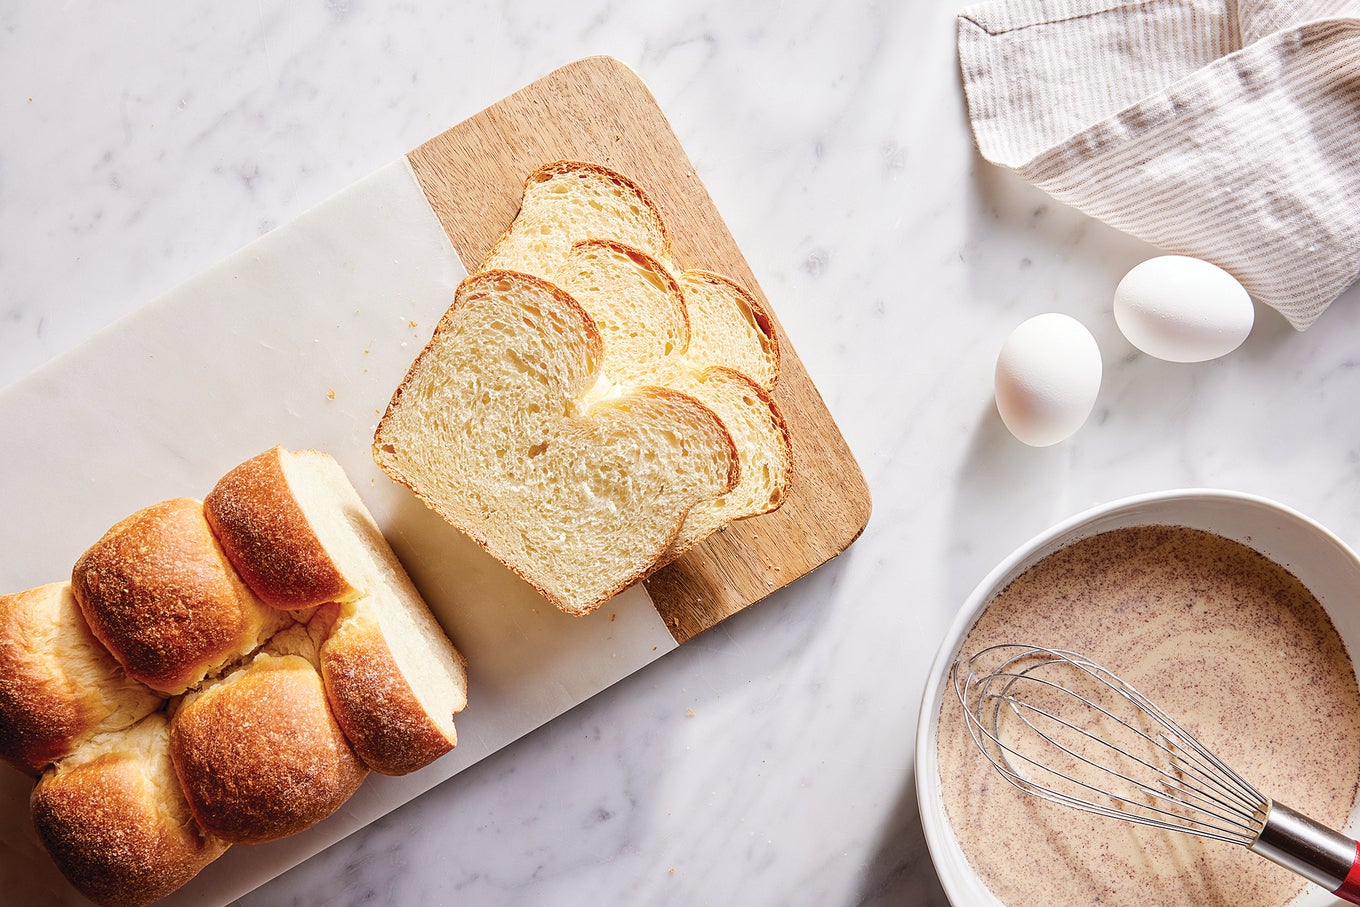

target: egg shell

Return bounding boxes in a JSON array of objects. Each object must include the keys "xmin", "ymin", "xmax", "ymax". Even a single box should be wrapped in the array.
[
  {"xmin": 1113, "ymin": 256, "xmax": 1253, "ymax": 363},
  {"xmin": 994, "ymin": 313, "xmax": 1102, "ymax": 448}
]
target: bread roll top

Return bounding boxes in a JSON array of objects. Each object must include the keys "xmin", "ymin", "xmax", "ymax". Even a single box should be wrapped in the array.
[
  {"xmin": 30, "ymin": 713, "xmax": 227, "ymax": 907},
  {"xmin": 71, "ymin": 498, "xmax": 290, "ymax": 694},
  {"xmin": 205, "ymin": 447, "xmax": 364, "ymax": 610},
  {"xmin": 0, "ymin": 582, "xmax": 163, "ymax": 775},
  {"xmin": 169, "ymin": 630, "xmax": 367, "ymax": 844}
]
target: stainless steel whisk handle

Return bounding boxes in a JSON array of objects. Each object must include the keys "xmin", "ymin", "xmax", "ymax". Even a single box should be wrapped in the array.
[{"xmin": 1252, "ymin": 802, "xmax": 1360, "ymax": 904}]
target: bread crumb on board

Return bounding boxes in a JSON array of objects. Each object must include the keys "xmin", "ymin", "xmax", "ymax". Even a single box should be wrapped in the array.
[{"xmin": 326, "ymin": 388, "xmax": 335, "ymax": 401}]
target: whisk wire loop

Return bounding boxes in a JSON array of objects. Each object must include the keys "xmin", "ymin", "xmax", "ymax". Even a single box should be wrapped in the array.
[{"xmin": 952, "ymin": 644, "xmax": 1270, "ymax": 847}]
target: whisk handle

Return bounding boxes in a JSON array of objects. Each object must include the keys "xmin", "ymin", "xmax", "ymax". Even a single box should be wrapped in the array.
[{"xmin": 1249, "ymin": 802, "xmax": 1360, "ymax": 904}]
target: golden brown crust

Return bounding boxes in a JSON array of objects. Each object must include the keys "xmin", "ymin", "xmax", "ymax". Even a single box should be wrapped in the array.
[
  {"xmin": 31, "ymin": 717, "xmax": 227, "ymax": 907},
  {"xmin": 71, "ymin": 498, "xmax": 285, "ymax": 694},
  {"xmin": 0, "ymin": 584, "xmax": 163, "ymax": 776},
  {"xmin": 169, "ymin": 654, "xmax": 367, "ymax": 843},
  {"xmin": 320, "ymin": 614, "xmax": 456, "ymax": 775},
  {"xmin": 679, "ymin": 269, "xmax": 781, "ymax": 389},
  {"xmin": 204, "ymin": 447, "xmax": 359, "ymax": 609}
]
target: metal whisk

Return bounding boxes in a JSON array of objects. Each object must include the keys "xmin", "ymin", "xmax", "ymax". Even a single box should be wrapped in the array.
[{"xmin": 952, "ymin": 644, "xmax": 1360, "ymax": 904}]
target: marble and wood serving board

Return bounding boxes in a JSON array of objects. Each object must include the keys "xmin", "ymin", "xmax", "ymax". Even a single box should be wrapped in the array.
[
  {"xmin": 409, "ymin": 55, "xmax": 871, "ymax": 641},
  {"xmin": 0, "ymin": 56, "xmax": 868, "ymax": 905}
]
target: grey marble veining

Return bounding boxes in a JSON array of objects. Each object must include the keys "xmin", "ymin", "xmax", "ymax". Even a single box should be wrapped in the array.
[{"xmin": 4, "ymin": 1, "xmax": 1360, "ymax": 905}]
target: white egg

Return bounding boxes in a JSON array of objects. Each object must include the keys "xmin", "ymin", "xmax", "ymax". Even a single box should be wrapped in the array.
[
  {"xmin": 995, "ymin": 314, "xmax": 1102, "ymax": 447},
  {"xmin": 1113, "ymin": 256, "xmax": 1253, "ymax": 363}
]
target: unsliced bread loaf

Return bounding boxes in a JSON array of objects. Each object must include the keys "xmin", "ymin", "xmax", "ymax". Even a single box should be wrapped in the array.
[
  {"xmin": 71, "ymin": 498, "xmax": 291, "ymax": 695},
  {"xmin": 31, "ymin": 712, "xmax": 228, "ymax": 907},
  {"xmin": 205, "ymin": 446, "xmax": 469, "ymax": 775},
  {"xmin": 168, "ymin": 616, "xmax": 366, "ymax": 842},
  {"xmin": 0, "ymin": 582, "xmax": 163, "ymax": 776},
  {"xmin": 374, "ymin": 269, "xmax": 739, "ymax": 616},
  {"xmin": 480, "ymin": 161, "xmax": 671, "ymax": 277}
]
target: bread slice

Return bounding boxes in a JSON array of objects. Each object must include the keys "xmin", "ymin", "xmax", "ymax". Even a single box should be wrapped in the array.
[
  {"xmin": 71, "ymin": 498, "xmax": 291, "ymax": 695},
  {"xmin": 664, "ymin": 368, "xmax": 793, "ymax": 560},
  {"xmin": 31, "ymin": 713, "xmax": 228, "ymax": 907},
  {"xmin": 168, "ymin": 617, "xmax": 367, "ymax": 843},
  {"xmin": 203, "ymin": 447, "xmax": 469, "ymax": 776},
  {"xmin": 557, "ymin": 239, "xmax": 690, "ymax": 394},
  {"xmin": 547, "ymin": 241, "xmax": 791, "ymax": 559},
  {"xmin": 373, "ymin": 270, "xmax": 739, "ymax": 616},
  {"xmin": 480, "ymin": 161, "xmax": 671, "ymax": 277},
  {"xmin": 676, "ymin": 269, "xmax": 780, "ymax": 391},
  {"xmin": 0, "ymin": 582, "xmax": 163, "ymax": 776}
]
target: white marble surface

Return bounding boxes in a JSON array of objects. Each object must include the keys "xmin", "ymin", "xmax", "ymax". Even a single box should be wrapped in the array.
[{"xmin": 3, "ymin": 2, "xmax": 1360, "ymax": 905}]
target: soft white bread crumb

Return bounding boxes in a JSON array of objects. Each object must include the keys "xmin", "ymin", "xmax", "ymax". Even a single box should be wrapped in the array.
[
  {"xmin": 473, "ymin": 161, "xmax": 790, "ymax": 564},
  {"xmin": 481, "ymin": 161, "xmax": 671, "ymax": 277},
  {"xmin": 664, "ymin": 368, "xmax": 793, "ymax": 559},
  {"xmin": 374, "ymin": 270, "xmax": 738, "ymax": 616},
  {"xmin": 0, "ymin": 582, "xmax": 163, "ymax": 775},
  {"xmin": 676, "ymin": 269, "xmax": 780, "ymax": 391},
  {"xmin": 31, "ymin": 713, "xmax": 228, "ymax": 907}
]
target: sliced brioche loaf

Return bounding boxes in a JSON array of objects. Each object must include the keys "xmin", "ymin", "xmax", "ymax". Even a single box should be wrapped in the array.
[
  {"xmin": 374, "ymin": 270, "xmax": 738, "ymax": 616},
  {"xmin": 169, "ymin": 617, "xmax": 366, "ymax": 842},
  {"xmin": 548, "ymin": 241, "xmax": 790, "ymax": 558},
  {"xmin": 71, "ymin": 498, "xmax": 291, "ymax": 695},
  {"xmin": 203, "ymin": 446, "xmax": 468, "ymax": 775},
  {"xmin": 474, "ymin": 161, "xmax": 790, "ymax": 559},
  {"xmin": 0, "ymin": 583, "xmax": 163, "ymax": 775},
  {"xmin": 480, "ymin": 161, "xmax": 671, "ymax": 276},
  {"xmin": 31, "ymin": 713, "xmax": 228, "ymax": 907}
]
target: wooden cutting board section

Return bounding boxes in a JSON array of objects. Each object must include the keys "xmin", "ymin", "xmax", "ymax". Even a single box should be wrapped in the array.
[{"xmin": 408, "ymin": 56, "xmax": 870, "ymax": 643}]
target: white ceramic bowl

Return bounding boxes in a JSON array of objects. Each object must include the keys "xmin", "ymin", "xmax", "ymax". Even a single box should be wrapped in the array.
[{"xmin": 916, "ymin": 489, "xmax": 1360, "ymax": 907}]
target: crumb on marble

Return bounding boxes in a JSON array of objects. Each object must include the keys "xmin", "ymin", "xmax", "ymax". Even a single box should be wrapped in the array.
[
  {"xmin": 326, "ymin": 388, "xmax": 335, "ymax": 400},
  {"xmin": 685, "ymin": 708, "xmax": 696, "ymax": 718},
  {"xmin": 408, "ymin": 320, "xmax": 419, "ymax": 328}
]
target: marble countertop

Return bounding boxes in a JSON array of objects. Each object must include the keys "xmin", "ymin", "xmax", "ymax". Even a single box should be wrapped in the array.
[{"xmin": 5, "ymin": 2, "xmax": 1360, "ymax": 905}]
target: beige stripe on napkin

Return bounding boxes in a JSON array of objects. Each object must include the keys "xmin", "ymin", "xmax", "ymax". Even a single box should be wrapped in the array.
[{"xmin": 959, "ymin": 0, "xmax": 1360, "ymax": 329}]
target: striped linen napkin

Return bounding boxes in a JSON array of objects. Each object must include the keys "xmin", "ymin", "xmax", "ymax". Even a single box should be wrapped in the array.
[{"xmin": 957, "ymin": 0, "xmax": 1360, "ymax": 329}]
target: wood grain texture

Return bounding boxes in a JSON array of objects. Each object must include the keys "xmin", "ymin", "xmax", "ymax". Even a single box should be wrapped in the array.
[{"xmin": 407, "ymin": 56, "xmax": 870, "ymax": 643}]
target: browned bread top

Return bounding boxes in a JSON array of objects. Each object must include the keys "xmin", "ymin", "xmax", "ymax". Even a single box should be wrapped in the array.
[
  {"xmin": 0, "ymin": 583, "xmax": 162, "ymax": 775},
  {"xmin": 320, "ymin": 607, "xmax": 463, "ymax": 776},
  {"xmin": 71, "ymin": 498, "xmax": 289, "ymax": 694},
  {"xmin": 205, "ymin": 447, "xmax": 363, "ymax": 610},
  {"xmin": 169, "ymin": 646, "xmax": 367, "ymax": 844},
  {"xmin": 30, "ymin": 713, "xmax": 227, "ymax": 907}
]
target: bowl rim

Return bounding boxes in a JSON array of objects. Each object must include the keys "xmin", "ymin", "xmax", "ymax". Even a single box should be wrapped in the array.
[{"xmin": 914, "ymin": 487, "xmax": 1360, "ymax": 907}]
